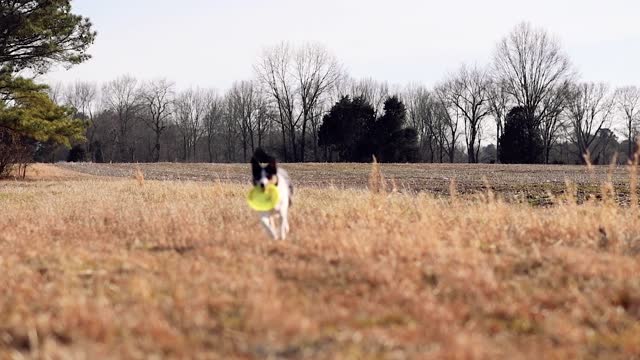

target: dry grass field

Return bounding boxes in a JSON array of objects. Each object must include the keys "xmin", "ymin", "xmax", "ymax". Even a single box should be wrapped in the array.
[{"xmin": 1, "ymin": 162, "xmax": 640, "ymax": 359}]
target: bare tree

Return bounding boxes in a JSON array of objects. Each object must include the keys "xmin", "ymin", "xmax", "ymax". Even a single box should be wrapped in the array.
[
  {"xmin": 88, "ymin": 109, "xmax": 115, "ymax": 162},
  {"xmin": 308, "ymin": 100, "xmax": 325, "ymax": 161},
  {"xmin": 493, "ymin": 22, "xmax": 574, "ymax": 129},
  {"xmin": 567, "ymin": 83, "xmax": 615, "ymax": 162},
  {"xmin": 174, "ymin": 88, "xmax": 208, "ymax": 162},
  {"xmin": 255, "ymin": 42, "xmax": 343, "ymax": 162},
  {"xmin": 65, "ymin": 81, "xmax": 98, "ymax": 118},
  {"xmin": 228, "ymin": 80, "xmax": 262, "ymax": 161},
  {"xmin": 433, "ymin": 101, "xmax": 450, "ymax": 163},
  {"xmin": 140, "ymin": 79, "xmax": 174, "ymax": 162},
  {"xmin": 294, "ymin": 43, "xmax": 343, "ymax": 161},
  {"xmin": 255, "ymin": 43, "xmax": 299, "ymax": 161},
  {"xmin": 64, "ymin": 81, "xmax": 98, "ymax": 159},
  {"xmin": 438, "ymin": 65, "xmax": 491, "ymax": 163},
  {"xmin": 254, "ymin": 93, "xmax": 272, "ymax": 150},
  {"xmin": 539, "ymin": 85, "xmax": 570, "ymax": 163},
  {"xmin": 487, "ymin": 79, "xmax": 510, "ymax": 162},
  {"xmin": 349, "ymin": 77, "xmax": 389, "ymax": 116},
  {"xmin": 102, "ymin": 75, "xmax": 141, "ymax": 162},
  {"xmin": 435, "ymin": 83, "xmax": 462, "ymax": 163},
  {"xmin": 404, "ymin": 85, "xmax": 448, "ymax": 162},
  {"xmin": 330, "ymin": 74, "xmax": 351, "ymax": 103},
  {"xmin": 46, "ymin": 81, "xmax": 65, "ymax": 104},
  {"xmin": 614, "ymin": 86, "xmax": 640, "ymax": 159},
  {"xmin": 222, "ymin": 93, "xmax": 239, "ymax": 162},
  {"xmin": 403, "ymin": 85, "xmax": 425, "ymax": 159},
  {"xmin": 203, "ymin": 91, "xmax": 223, "ymax": 162}
]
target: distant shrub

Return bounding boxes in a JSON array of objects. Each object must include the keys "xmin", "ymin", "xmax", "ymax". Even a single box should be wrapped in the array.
[
  {"xmin": 0, "ymin": 129, "xmax": 34, "ymax": 178},
  {"xmin": 67, "ymin": 145, "xmax": 87, "ymax": 162}
]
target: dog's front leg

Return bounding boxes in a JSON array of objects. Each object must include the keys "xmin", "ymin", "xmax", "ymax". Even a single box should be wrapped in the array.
[{"xmin": 260, "ymin": 213, "xmax": 278, "ymax": 240}]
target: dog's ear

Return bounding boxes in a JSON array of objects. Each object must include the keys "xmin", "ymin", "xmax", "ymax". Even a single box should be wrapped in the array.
[
  {"xmin": 251, "ymin": 156, "xmax": 262, "ymax": 179},
  {"xmin": 253, "ymin": 148, "xmax": 269, "ymax": 162}
]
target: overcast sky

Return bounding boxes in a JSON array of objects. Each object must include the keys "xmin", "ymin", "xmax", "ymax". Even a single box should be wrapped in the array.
[{"xmin": 45, "ymin": 0, "xmax": 640, "ymax": 90}]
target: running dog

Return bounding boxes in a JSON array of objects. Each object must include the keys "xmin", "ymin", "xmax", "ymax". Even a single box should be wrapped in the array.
[{"xmin": 250, "ymin": 148, "xmax": 293, "ymax": 240}]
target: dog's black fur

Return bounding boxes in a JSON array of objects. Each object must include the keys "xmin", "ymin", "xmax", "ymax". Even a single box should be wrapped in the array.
[
  {"xmin": 250, "ymin": 148, "xmax": 293, "ymax": 202},
  {"xmin": 251, "ymin": 148, "xmax": 277, "ymax": 187}
]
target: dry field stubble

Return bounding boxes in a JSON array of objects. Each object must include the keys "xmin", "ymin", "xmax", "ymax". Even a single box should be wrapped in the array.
[
  {"xmin": 0, "ymin": 163, "xmax": 639, "ymax": 359},
  {"xmin": 58, "ymin": 162, "xmax": 640, "ymax": 206}
]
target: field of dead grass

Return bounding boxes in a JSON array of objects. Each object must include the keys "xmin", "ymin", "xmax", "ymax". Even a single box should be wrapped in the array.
[{"xmin": 0, "ymin": 163, "xmax": 639, "ymax": 359}]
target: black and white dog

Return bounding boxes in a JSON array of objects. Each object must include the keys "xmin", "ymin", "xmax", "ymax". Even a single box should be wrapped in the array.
[{"xmin": 251, "ymin": 148, "xmax": 293, "ymax": 240}]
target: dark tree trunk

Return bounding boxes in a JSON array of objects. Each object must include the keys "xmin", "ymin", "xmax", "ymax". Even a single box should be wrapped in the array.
[
  {"xmin": 301, "ymin": 111, "xmax": 308, "ymax": 162},
  {"xmin": 207, "ymin": 135, "xmax": 214, "ymax": 163},
  {"xmin": 153, "ymin": 132, "xmax": 161, "ymax": 162},
  {"xmin": 289, "ymin": 126, "xmax": 297, "ymax": 162},
  {"xmin": 280, "ymin": 121, "xmax": 287, "ymax": 162},
  {"xmin": 496, "ymin": 121, "xmax": 501, "ymax": 163}
]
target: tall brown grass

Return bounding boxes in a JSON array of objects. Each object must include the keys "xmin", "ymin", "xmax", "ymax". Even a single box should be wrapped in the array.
[
  {"xmin": 629, "ymin": 137, "xmax": 640, "ymax": 210},
  {"xmin": 0, "ymin": 164, "xmax": 639, "ymax": 358},
  {"xmin": 368, "ymin": 155, "xmax": 385, "ymax": 194},
  {"xmin": 600, "ymin": 152, "xmax": 618, "ymax": 206},
  {"xmin": 134, "ymin": 166, "xmax": 145, "ymax": 187}
]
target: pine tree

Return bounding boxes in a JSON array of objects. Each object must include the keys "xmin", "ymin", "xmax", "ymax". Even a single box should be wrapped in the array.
[
  {"xmin": 0, "ymin": 0, "xmax": 95, "ymax": 158},
  {"xmin": 499, "ymin": 107, "xmax": 543, "ymax": 164}
]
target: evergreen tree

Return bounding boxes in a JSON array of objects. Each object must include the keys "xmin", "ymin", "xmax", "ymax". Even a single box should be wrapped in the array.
[
  {"xmin": 318, "ymin": 96, "xmax": 375, "ymax": 161},
  {"xmin": 0, "ymin": 0, "xmax": 95, "ymax": 168},
  {"xmin": 0, "ymin": 0, "xmax": 96, "ymax": 74},
  {"xmin": 67, "ymin": 144, "xmax": 87, "ymax": 162},
  {"xmin": 499, "ymin": 106, "xmax": 543, "ymax": 164},
  {"xmin": 369, "ymin": 96, "xmax": 419, "ymax": 162},
  {"xmin": 319, "ymin": 95, "xmax": 420, "ymax": 163},
  {"xmin": 0, "ymin": 77, "xmax": 85, "ymax": 146}
]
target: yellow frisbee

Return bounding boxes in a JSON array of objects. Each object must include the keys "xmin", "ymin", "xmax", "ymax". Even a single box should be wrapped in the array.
[{"xmin": 247, "ymin": 184, "xmax": 280, "ymax": 211}]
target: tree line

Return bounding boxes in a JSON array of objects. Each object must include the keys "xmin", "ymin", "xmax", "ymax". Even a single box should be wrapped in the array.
[{"xmin": 47, "ymin": 23, "xmax": 639, "ymax": 165}]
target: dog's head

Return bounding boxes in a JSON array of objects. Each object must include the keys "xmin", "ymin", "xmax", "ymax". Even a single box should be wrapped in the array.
[{"xmin": 251, "ymin": 148, "xmax": 277, "ymax": 189}]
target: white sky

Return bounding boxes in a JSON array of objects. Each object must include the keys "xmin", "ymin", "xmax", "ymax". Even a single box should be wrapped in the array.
[{"xmin": 45, "ymin": 0, "xmax": 640, "ymax": 91}]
